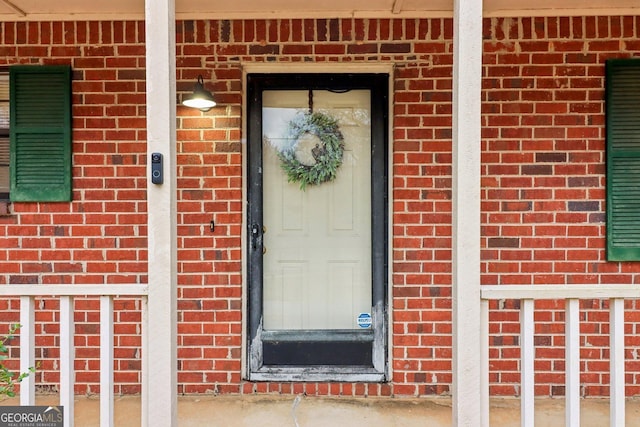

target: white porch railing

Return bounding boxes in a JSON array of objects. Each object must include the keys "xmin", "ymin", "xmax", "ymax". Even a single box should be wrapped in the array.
[
  {"xmin": 481, "ymin": 285, "xmax": 640, "ymax": 427},
  {"xmin": 0, "ymin": 285, "xmax": 148, "ymax": 427},
  {"xmin": 5, "ymin": 283, "xmax": 638, "ymax": 427}
]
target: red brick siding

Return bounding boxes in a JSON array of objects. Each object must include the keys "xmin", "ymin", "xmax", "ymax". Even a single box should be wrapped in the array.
[
  {"xmin": 481, "ymin": 16, "xmax": 640, "ymax": 397},
  {"xmin": 1, "ymin": 21, "xmax": 147, "ymax": 395},
  {"xmin": 0, "ymin": 16, "xmax": 639, "ymax": 397}
]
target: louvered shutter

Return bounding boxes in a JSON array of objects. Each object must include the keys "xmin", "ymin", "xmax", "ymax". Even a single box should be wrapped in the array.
[
  {"xmin": 606, "ymin": 59, "xmax": 640, "ymax": 260},
  {"xmin": 10, "ymin": 65, "xmax": 72, "ymax": 202},
  {"xmin": 0, "ymin": 73, "xmax": 9, "ymax": 197}
]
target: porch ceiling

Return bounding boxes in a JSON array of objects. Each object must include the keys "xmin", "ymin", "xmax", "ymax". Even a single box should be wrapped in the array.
[{"xmin": 0, "ymin": 0, "xmax": 638, "ymax": 21}]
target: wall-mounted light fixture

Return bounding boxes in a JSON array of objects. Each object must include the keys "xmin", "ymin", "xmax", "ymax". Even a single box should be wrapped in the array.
[{"xmin": 182, "ymin": 75, "xmax": 216, "ymax": 112}]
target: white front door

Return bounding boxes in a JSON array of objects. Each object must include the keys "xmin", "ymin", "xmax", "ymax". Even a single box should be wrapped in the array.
[
  {"xmin": 247, "ymin": 73, "xmax": 388, "ymax": 381},
  {"xmin": 262, "ymin": 89, "xmax": 372, "ymax": 331}
]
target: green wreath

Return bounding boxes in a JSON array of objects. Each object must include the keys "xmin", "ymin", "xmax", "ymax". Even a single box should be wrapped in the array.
[{"xmin": 277, "ymin": 111, "xmax": 345, "ymax": 190}]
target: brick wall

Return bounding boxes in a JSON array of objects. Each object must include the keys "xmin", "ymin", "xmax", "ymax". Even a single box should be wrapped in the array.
[
  {"xmin": 0, "ymin": 16, "xmax": 639, "ymax": 398},
  {"xmin": 480, "ymin": 16, "xmax": 640, "ymax": 397}
]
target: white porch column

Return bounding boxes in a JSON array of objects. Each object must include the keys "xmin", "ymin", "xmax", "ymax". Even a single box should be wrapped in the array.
[
  {"xmin": 451, "ymin": 0, "xmax": 483, "ymax": 426},
  {"xmin": 145, "ymin": 0, "xmax": 177, "ymax": 426}
]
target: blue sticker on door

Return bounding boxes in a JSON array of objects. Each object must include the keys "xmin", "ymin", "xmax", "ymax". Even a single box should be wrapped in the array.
[{"xmin": 357, "ymin": 313, "xmax": 372, "ymax": 329}]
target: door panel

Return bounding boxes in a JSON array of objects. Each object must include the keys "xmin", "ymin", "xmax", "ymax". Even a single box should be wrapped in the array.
[{"xmin": 247, "ymin": 73, "xmax": 388, "ymax": 380}]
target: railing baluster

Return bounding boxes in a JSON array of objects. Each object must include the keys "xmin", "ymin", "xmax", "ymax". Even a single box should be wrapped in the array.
[
  {"xmin": 59, "ymin": 296, "xmax": 75, "ymax": 427},
  {"xmin": 610, "ymin": 298, "xmax": 625, "ymax": 427},
  {"xmin": 481, "ymin": 299, "xmax": 489, "ymax": 427},
  {"xmin": 19, "ymin": 296, "xmax": 35, "ymax": 406},
  {"xmin": 100, "ymin": 296, "xmax": 114, "ymax": 427},
  {"xmin": 565, "ymin": 298, "xmax": 580, "ymax": 426},
  {"xmin": 141, "ymin": 296, "xmax": 148, "ymax": 427},
  {"xmin": 520, "ymin": 298, "xmax": 535, "ymax": 427}
]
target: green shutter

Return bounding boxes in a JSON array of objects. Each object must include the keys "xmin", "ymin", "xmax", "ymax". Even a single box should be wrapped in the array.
[
  {"xmin": 606, "ymin": 59, "xmax": 640, "ymax": 260},
  {"xmin": 10, "ymin": 65, "xmax": 72, "ymax": 202}
]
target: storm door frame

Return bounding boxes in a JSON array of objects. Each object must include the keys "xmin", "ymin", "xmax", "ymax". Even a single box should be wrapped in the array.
[{"xmin": 246, "ymin": 73, "xmax": 389, "ymax": 382}]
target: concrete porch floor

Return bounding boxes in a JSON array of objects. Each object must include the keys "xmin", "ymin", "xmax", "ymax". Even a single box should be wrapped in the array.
[{"xmin": 2, "ymin": 394, "xmax": 640, "ymax": 426}]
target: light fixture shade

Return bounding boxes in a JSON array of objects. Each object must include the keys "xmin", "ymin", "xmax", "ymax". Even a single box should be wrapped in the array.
[{"xmin": 182, "ymin": 75, "xmax": 216, "ymax": 112}]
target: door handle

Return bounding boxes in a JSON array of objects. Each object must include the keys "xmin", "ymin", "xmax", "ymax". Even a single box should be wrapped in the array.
[{"xmin": 250, "ymin": 223, "xmax": 262, "ymax": 251}]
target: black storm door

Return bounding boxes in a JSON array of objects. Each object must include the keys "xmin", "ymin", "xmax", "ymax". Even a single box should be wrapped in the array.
[{"xmin": 247, "ymin": 73, "xmax": 388, "ymax": 381}]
